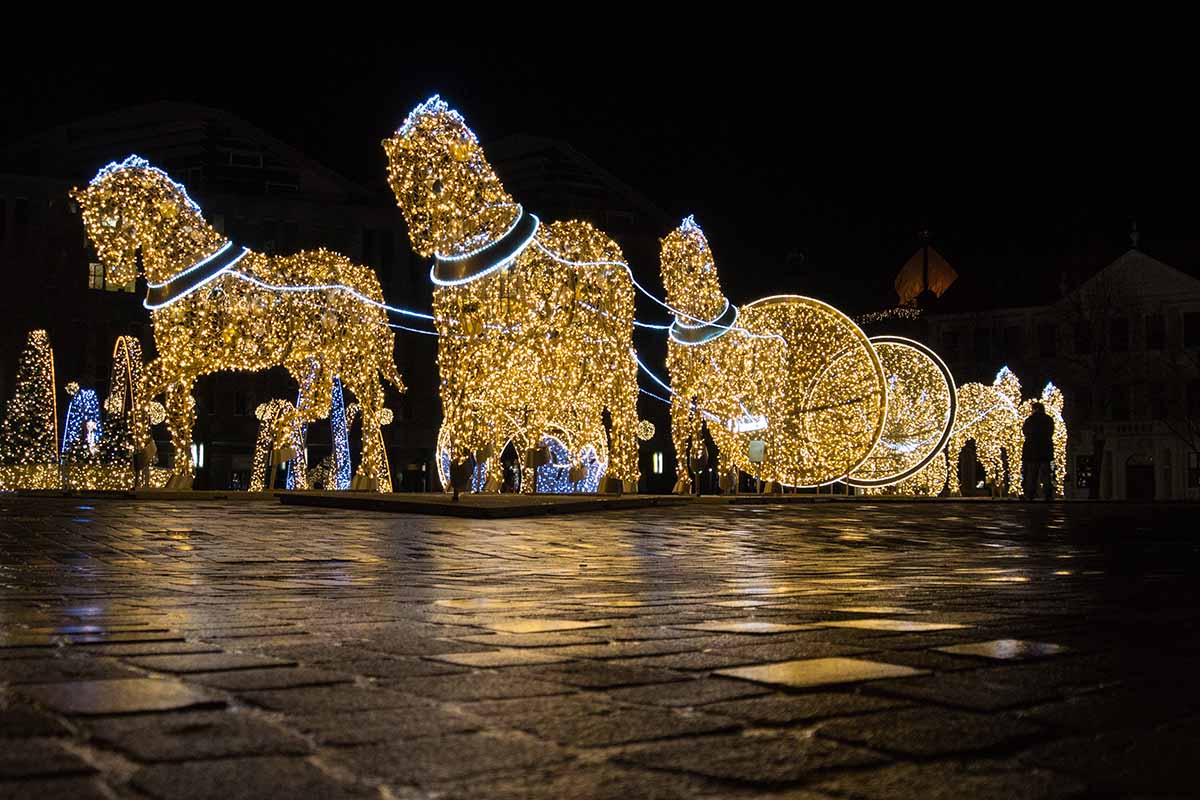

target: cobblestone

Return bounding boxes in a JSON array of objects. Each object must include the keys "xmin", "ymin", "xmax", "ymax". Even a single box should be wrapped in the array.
[{"xmin": 2, "ymin": 497, "xmax": 1198, "ymax": 797}]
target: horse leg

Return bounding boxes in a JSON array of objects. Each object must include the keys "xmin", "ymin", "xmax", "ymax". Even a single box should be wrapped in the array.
[
  {"xmin": 349, "ymin": 377, "xmax": 388, "ymax": 492},
  {"xmin": 482, "ymin": 429, "xmax": 507, "ymax": 493},
  {"xmin": 164, "ymin": 378, "xmax": 196, "ymax": 488},
  {"xmin": 286, "ymin": 361, "xmax": 328, "ymax": 491},
  {"xmin": 131, "ymin": 357, "xmax": 170, "ymax": 488},
  {"xmin": 606, "ymin": 357, "xmax": 641, "ymax": 492},
  {"xmin": 671, "ymin": 392, "xmax": 699, "ymax": 495}
]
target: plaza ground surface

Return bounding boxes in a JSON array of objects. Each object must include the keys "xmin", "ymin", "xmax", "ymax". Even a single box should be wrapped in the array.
[{"xmin": 1, "ymin": 499, "xmax": 1197, "ymax": 799}]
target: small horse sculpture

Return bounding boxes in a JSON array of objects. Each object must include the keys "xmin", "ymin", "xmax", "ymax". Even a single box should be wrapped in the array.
[
  {"xmin": 73, "ymin": 156, "xmax": 403, "ymax": 490},
  {"xmin": 947, "ymin": 366, "xmax": 1024, "ymax": 496},
  {"xmin": 382, "ymin": 97, "xmax": 639, "ymax": 492},
  {"xmin": 659, "ymin": 216, "xmax": 887, "ymax": 490}
]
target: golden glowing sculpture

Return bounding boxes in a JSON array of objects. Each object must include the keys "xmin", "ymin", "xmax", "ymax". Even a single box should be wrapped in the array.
[
  {"xmin": 73, "ymin": 156, "xmax": 403, "ymax": 491},
  {"xmin": 1020, "ymin": 382, "xmax": 1068, "ymax": 497},
  {"xmin": 848, "ymin": 336, "xmax": 956, "ymax": 488},
  {"xmin": 0, "ymin": 330, "xmax": 60, "ymax": 490},
  {"xmin": 947, "ymin": 367, "xmax": 1025, "ymax": 496},
  {"xmin": 250, "ymin": 400, "xmax": 307, "ymax": 492},
  {"xmin": 383, "ymin": 97, "xmax": 639, "ymax": 493},
  {"xmin": 107, "ymin": 336, "xmax": 148, "ymax": 450},
  {"xmin": 660, "ymin": 217, "xmax": 887, "ymax": 489},
  {"xmin": 346, "ymin": 401, "xmax": 394, "ymax": 492}
]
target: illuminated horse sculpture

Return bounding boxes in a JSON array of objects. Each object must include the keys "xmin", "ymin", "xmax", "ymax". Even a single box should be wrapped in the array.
[
  {"xmin": 659, "ymin": 216, "xmax": 888, "ymax": 491},
  {"xmin": 946, "ymin": 366, "xmax": 1024, "ymax": 496},
  {"xmin": 383, "ymin": 97, "xmax": 639, "ymax": 492},
  {"xmin": 73, "ymin": 156, "xmax": 403, "ymax": 490}
]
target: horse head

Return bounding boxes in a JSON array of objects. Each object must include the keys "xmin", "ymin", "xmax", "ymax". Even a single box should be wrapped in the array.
[
  {"xmin": 659, "ymin": 216, "xmax": 729, "ymax": 325},
  {"xmin": 1041, "ymin": 382, "xmax": 1064, "ymax": 417},
  {"xmin": 382, "ymin": 96, "xmax": 516, "ymax": 259},
  {"xmin": 993, "ymin": 365, "xmax": 1023, "ymax": 407},
  {"xmin": 71, "ymin": 155, "xmax": 223, "ymax": 287}
]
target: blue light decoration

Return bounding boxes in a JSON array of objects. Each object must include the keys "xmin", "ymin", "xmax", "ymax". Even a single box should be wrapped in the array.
[
  {"xmin": 438, "ymin": 448, "xmax": 489, "ymax": 493},
  {"xmin": 535, "ymin": 436, "xmax": 606, "ymax": 494},
  {"xmin": 329, "ymin": 377, "xmax": 351, "ymax": 490},
  {"xmin": 61, "ymin": 388, "xmax": 102, "ymax": 456}
]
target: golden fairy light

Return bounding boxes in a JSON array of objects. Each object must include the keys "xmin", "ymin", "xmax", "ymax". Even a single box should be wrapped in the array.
[
  {"xmin": 659, "ymin": 216, "xmax": 887, "ymax": 490},
  {"xmin": 1020, "ymin": 382, "xmax": 1068, "ymax": 497},
  {"xmin": 848, "ymin": 336, "xmax": 956, "ymax": 488},
  {"xmin": 73, "ymin": 156, "xmax": 403, "ymax": 491},
  {"xmin": 946, "ymin": 366, "xmax": 1025, "ymax": 496},
  {"xmin": 383, "ymin": 96, "xmax": 640, "ymax": 493},
  {"xmin": 250, "ymin": 399, "xmax": 307, "ymax": 491}
]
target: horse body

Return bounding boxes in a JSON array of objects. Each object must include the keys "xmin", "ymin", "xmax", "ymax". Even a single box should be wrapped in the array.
[
  {"xmin": 660, "ymin": 217, "xmax": 887, "ymax": 490},
  {"xmin": 74, "ymin": 157, "xmax": 402, "ymax": 490},
  {"xmin": 384, "ymin": 98, "xmax": 639, "ymax": 492}
]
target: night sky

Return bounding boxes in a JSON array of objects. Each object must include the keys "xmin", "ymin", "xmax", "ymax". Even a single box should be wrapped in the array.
[{"xmin": 3, "ymin": 42, "xmax": 1196, "ymax": 313}]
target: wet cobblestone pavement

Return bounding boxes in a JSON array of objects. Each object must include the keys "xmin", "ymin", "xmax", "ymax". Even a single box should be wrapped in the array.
[{"xmin": 2, "ymin": 498, "xmax": 1198, "ymax": 799}]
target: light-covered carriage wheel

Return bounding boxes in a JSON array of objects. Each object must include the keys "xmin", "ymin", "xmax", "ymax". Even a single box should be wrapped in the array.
[
  {"xmin": 710, "ymin": 295, "xmax": 888, "ymax": 487},
  {"xmin": 846, "ymin": 335, "xmax": 956, "ymax": 488}
]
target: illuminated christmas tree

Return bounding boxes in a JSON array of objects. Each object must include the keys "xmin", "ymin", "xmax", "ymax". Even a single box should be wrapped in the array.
[{"xmin": 0, "ymin": 330, "xmax": 59, "ymax": 472}]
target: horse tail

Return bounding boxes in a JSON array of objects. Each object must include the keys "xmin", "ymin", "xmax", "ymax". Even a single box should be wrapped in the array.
[{"xmin": 380, "ymin": 354, "xmax": 406, "ymax": 393}]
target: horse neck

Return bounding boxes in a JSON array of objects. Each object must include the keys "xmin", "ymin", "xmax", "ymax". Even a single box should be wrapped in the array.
[
  {"xmin": 664, "ymin": 270, "xmax": 728, "ymax": 323},
  {"xmin": 139, "ymin": 205, "xmax": 227, "ymax": 285},
  {"xmin": 456, "ymin": 197, "xmax": 520, "ymax": 253}
]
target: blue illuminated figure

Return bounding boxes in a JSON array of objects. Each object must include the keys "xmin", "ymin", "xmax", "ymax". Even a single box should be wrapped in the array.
[
  {"xmin": 61, "ymin": 388, "xmax": 102, "ymax": 457},
  {"xmin": 329, "ymin": 377, "xmax": 351, "ymax": 490}
]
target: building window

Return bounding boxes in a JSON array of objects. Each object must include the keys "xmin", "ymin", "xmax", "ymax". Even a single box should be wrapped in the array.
[
  {"xmin": 1075, "ymin": 454, "xmax": 1096, "ymax": 489},
  {"xmin": 1110, "ymin": 317, "xmax": 1129, "ymax": 352},
  {"xmin": 1149, "ymin": 382, "xmax": 1168, "ymax": 420},
  {"xmin": 973, "ymin": 329, "xmax": 990, "ymax": 362},
  {"xmin": 12, "ymin": 197, "xmax": 29, "ymax": 244},
  {"xmin": 1074, "ymin": 322, "xmax": 1092, "ymax": 355},
  {"xmin": 652, "ymin": 452, "xmax": 664, "ymax": 475},
  {"xmin": 1075, "ymin": 386, "xmax": 1094, "ymax": 422},
  {"xmin": 1110, "ymin": 384, "xmax": 1131, "ymax": 421},
  {"xmin": 1187, "ymin": 381, "xmax": 1200, "ymax": 419},
  {"xmin": 1189, "ymin": 451, "xmax": 1200, "ymax": 489},
  {"xmin": 87, "ymin": 261, "xmax": 135, "ymax": 293},
  {"xmin": 1184, "ymin": 312, "xmax": 1200, "ymax": 349},
  {"xmin": 939, "ymin": 330, "xmax": 958, "ymax": 361},
  {"xmin": 1036, "ymin": 322, "xmax": 1056, "ymax": 358},
  {"xmin": 1003, "ymin": 326, "xmax": 1023, "ymax": 359},
  {"xmin": 1146, "ymin": 314, "xmax": 1166, "ymax": 350}
]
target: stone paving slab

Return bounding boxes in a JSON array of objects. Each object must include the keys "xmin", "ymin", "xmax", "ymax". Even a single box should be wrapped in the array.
[
  {"xmin": 82, "ymin": 709, "xmax": 312, "ymax": 761},
  {"xmin": 280, "ymin": 490, "xmax": 692, "ymax": 518},
  {"xmin": 3, "ymin": 497, "xmax": 1199, "ymax": 797},
  {"xmin": 17, "ymin": 678, "xmax": 224, "ymax": 716}
]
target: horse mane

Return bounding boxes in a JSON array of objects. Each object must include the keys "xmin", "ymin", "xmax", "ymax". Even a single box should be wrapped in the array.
[{"xmin": 89, "ymin": 154, "xmax": 203, "ymax": 213}]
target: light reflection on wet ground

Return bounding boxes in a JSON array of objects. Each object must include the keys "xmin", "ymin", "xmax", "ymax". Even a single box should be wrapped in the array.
[{"xmin": 1, "ymin": 498, "xmax": 1198, "ymax": 797}]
